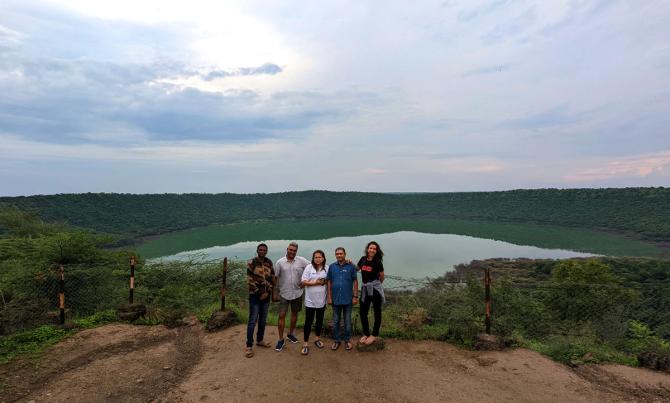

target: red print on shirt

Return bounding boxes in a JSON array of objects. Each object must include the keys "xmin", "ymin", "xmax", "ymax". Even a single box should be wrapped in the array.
[{"xmin": 361, "ymin": 265, "xmax": 373, "ymax": 272}]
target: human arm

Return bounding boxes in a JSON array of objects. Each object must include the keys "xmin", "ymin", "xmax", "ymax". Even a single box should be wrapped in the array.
[
  {"xmin": 351, "ymin": 266, "xmax": 359, "ymax": 305},
  {"xmin": 352, "ymin": 277, "xmax": 359, "ymax": 305},
  {"xmin": 327, "ymin": 267, "xmax": 333, "ymax": 305}
]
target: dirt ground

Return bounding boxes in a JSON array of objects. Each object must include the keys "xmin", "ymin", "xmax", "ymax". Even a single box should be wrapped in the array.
[{"xmin": 2, "ymin": 321, "xmax": 670, "ymax": 403}]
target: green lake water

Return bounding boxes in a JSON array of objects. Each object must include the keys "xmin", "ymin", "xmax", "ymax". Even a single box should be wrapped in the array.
[{"xmin": 138, "ymin": 218, "xmax": 661, "ymax": 279}]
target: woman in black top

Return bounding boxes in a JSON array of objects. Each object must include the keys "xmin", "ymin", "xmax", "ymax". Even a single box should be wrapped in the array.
[{"xmin": 357, "ymin": 241, "xmax": 385, "ymax": 345}]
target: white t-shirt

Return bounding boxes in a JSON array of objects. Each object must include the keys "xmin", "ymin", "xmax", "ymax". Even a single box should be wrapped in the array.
[
  {"xmin": 301, "ymin": 264, "xmax": 329, "ymax": 308},
  {"xmin": 275, "ymin": 255, "xmax": 310, "ymax": 300}
]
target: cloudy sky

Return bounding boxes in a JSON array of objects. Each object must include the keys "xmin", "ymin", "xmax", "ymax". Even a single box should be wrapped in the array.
[{"xmin": 1, "ymin": 0, "xmax": 669, "ymax": 195}]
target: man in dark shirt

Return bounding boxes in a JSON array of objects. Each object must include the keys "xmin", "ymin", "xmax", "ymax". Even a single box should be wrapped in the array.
[
  {"xmin": 245, "ymin": 243, "xmax": 275, "ymax": 358},
  {"xmin": 327, "ymin": 247, "xmax": 358, "ymax": 351}
]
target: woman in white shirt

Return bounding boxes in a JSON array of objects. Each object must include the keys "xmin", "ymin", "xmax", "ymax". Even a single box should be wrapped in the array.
[{"xmin": 300, "ymin": 250, "xmax": 329, "ymax": 355}]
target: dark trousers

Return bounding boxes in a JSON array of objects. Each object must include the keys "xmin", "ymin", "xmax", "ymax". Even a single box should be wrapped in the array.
[
  {"xmin": 303, "ymin": 306, "xmax": 325, "ymax": 342},
  {"xmin": 246, "ymin": 294, "xmax": 270, "ymax": 348},
  {"xmin": 360, "ymin": 290, "xmax": 383, "ymax": 337}
]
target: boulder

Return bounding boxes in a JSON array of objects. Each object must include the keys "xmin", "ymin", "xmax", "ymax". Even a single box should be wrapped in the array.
[
  {"xmin": 357, "ymin": 337, "xmax": 385, "ymax": 352},
  {"xmin": 116, "ymin": 303, "xmax": 147, "ymax": 322},
  {"xmin": 474, "ymin": 333, "xmax": 503, "ymax": 351},
  {"xmin": 638, "ymin": 351, "xmax": 670, "ymax": 372},
  {"xmin": 206, "ymin": 310, "xmax": 237, "ymax": 331}
]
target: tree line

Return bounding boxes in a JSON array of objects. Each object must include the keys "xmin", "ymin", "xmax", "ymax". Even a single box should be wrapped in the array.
[{"xmin": 1, "ymin": 187, "xmax": 668, "ymax": 244}]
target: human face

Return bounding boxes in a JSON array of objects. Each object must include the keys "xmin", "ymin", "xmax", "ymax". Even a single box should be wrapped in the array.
[
  {"xmin": 313, "ymin": 253, "xmax": 324, "ymax": 267},
  {"xmin": 257, "ymin": 245, "xmax": 268, "ymax": 258},
  {"xmin": 335, "ymin": 249, "xmax": 346, "ymax": 263},
  {"xmin": 286, "ymin": 244, "xmax": 298, "ymax": 260},
  {"xmin": 367, "ymin": 243, "xmax": 377, "ymax": 258}
]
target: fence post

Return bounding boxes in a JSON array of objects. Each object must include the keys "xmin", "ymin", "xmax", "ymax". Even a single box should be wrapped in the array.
[
  {"xmin": 484, "ymin": 266, "xmax": 491, "ymax": 334},
  {"xmin": 59, "ymin": 264, "xmax": 65, "ymax": 325},
  {"xmin": 221, "ymin": 257, "xmax": 228, "ymax": 311},
  {"xmin": 129, "ymin": 256, "xmax": 136, "ymax": 304}
]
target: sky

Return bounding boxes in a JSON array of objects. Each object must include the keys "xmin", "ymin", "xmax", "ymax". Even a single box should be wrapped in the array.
[{"xmin": 0, "ymin": 0, "xmax": 669, "ymax": 195}]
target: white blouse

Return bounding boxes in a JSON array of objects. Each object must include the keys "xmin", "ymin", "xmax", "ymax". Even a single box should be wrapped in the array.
[{"xmin": 301, "ymin": 264, "xmax": 329, "ymax": 308}]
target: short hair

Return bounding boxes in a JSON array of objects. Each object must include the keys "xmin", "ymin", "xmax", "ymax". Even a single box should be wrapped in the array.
[
  {"xmin": 288, "ymin": 242, "xmax": 299, "ymax": 249},
  {"xmin": 257, "ymin": 243, "xmax": 268, "ymax": 250},
  {"xmin": 335, "ymin": 247, "xmax": 346, "ymax": 253}
]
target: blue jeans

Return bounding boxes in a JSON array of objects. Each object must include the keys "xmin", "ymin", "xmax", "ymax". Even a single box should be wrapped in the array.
[
  {"xmin": 332, "ymin": 304, "xmax": 352, "ymax": 342},
  {"xmin": 247, "ymin": 294, "xmax": 270, "ymax": 347}
]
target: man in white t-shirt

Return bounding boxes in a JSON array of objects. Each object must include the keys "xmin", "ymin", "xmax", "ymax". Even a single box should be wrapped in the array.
[{"xmin": 274, "ymin": 242, "xmax": 310, "ymax": 352}]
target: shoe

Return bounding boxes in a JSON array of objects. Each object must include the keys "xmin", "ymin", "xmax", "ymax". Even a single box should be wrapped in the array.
[
  {"xmin": 287, "ymin": 334, "xmax": 299, "ymax": 343},
  {"xmin": 245, "ymin": 348, "xmax": 254, "ymax": 358},
  {"xmin": 275, "ymin": 339, "xmax": 285, "ymax": 352},
  {"xmin": 256, "ymin": 340, "xmax": 272, "ymax": 348}
]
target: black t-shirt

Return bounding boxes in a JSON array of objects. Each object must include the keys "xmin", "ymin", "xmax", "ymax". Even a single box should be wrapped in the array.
[{"xmin": 357, "ymin": 257, "xmax": 384, "ymax": 284}]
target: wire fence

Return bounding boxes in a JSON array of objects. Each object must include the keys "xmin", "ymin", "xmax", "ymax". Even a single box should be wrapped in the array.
[{"xmin": 2, "ymin": 258, "xmax": 669, "ymax": 354}]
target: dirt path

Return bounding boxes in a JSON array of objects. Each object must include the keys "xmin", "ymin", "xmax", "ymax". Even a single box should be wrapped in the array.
[{"xmin": 2, "ymin": 322, "xmax": 670, "ymax": 402}]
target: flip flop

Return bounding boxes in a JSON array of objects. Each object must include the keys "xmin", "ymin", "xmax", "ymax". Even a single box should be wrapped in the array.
[
  {"xmin": 345, "ymin": 341, "xmax": 353, "ymax": 350},
  {"xmin": 245, "ymin": 348, "xmax": 254, "ymax": 358},
  {"xmin": 314, "ymin": 340, "xmax": 325, "ymax": 349},
  {"xmin": 331, "ymin": 342, "xmax": 341, "ymax": 351},
  {"xmin": 301, "ymin": 346, "xmax": 309, "ymax": 355}
]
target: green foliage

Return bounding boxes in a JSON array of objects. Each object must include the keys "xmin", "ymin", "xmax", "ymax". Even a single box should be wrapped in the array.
[
  {"xmin": 626, "ymin": 320, "xmax": 670, "ymax": 355},
  {"xmin": 525, "ymin": 336, "xmax": 637, "ymax": 366},
  {"xmin": 0, "ymin": 325, "xmax": 71, "ymax": 364},
  {"xmin": 72, "ymin": 309, "xmax": 117, "ymax": 329},
  {"xmin": 2, "ymin": 188, "xmax": 669, "ymax": 246}
]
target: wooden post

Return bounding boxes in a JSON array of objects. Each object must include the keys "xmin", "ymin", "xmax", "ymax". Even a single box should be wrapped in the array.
[
  {"xmin": 484, "ymin": 266, "xmax": 491, "ymax": 334},
  {"xmin": 59, "ymin": 264, "xmax": 65, "ymax": 325},
  {"xmin": 129, "ymin": 256, "xmax": 136, "ymax": 304},
  {"xmin": 220, "ymin": 257, "xmax": 228, "ymax": 311}
]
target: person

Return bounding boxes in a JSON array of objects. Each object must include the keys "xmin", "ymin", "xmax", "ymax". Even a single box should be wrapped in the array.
[
  {"xmin": 357, "ymin": 241, "xmax": 386, "ymax": 345},
  {"xmin": 300, "ymin": 250, "xmax": 329, "ymax": 355},
  {"xmin": 274, "ymin": 242, "xmax": 310, "ymax": 352},
  {"xmin": 245, "ymin": 243, "xmax": 275, "ymax": 358},
  {"xmin": 327, "ymin": 247, "xmax": 358, "ymax": 351}
]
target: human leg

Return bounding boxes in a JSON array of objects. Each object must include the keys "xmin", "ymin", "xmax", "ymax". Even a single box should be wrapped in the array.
[
  {"xmin": 343, "ymin": 304, "xmax": 353, "ymax": 342},
  {"xmin": 246, "ymin": 294, "xmax": 260, "ymax": 348},
  {"xmin": 372, "ymin": 290, "xmax": 383, "ymax": 337},
  {"xmin": 256, "ymin": 298, "xmax": 270, "ymax": 345},
  {"xmin": 304, "ymin": 307, "xmax": 315, "ymax": 342},
  {"xmin": 360, "ymin": 293, "xmax": 372, "ymax": 337}
]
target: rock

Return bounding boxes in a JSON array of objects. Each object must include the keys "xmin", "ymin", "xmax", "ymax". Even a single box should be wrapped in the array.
[
  {"xmin": 474, "ymin": 333, "xmax": 503, "ymax": 351},
  {"xmin": 116, "ymin": 303, "xmax": 147, "ymax": 322},
  {"xmin": 206, "ymin": 310, "xmax": 237, "ymax": 331},
  {"xmin": 357, "ymin": 338, "xmax": 385, "ymax": 352},
  {"xmin": 638, "ymin": 351, "xmax": 670, "ymax": 372}
]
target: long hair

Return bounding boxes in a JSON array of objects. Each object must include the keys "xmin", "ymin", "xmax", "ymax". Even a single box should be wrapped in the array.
[
  {"xmin": 364, "ymin": 241, "xmax": 384, "ymax": 263},
  {"xmin": 311, "ymin": 250, "xmax": 326, "ymax": 271}
]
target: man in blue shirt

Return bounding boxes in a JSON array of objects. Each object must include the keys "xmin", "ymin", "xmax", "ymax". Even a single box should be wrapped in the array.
[{"xmin": 327, "ymin": 247, "xmax": 359, "ymax": 351}]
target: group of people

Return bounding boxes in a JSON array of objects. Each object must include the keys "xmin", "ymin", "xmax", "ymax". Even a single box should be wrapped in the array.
[{"xmin": 245, "ymin": 241, "xmax": 385, "ymax": 357}]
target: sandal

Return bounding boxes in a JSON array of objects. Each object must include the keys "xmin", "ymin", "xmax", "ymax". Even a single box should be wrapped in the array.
[
  {"xmin": 256, "ymin": 340, "xmax": 272, "ymax": 348},
  {"xmin": 345, "ymin": 341, "xmax": 353, "ymax": 350},
  {"xmin": 359, "ymin": 336, "xmax": 368, "ymax": 344},
  {"xmin": 245, "ymin": 348, "xmax": 254, "ymax": 358},
  {"xmin": 301, "ymin": 346, "xmax": 309, "ymax": 355},
  {"xmin": 314, "ymin": 340, "xmax": 324, "ymax": 349},
  {"xmin": 331, "ymin": 342, "xmax": 341, "ymax": 351}
]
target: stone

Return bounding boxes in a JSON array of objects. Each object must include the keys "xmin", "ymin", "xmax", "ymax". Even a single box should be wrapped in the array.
[
  {"xmin": 357, "ymin": 338, "xmax": 385, "ymax": 352},
  {"xmin": 116, "ymin": 303, "xmax": 147, "ymax": 322},
  {"xmin": 638, "ymin": 351, "xmax": 670, "ymax": 372},
  {"xmin": 474, "ymin": 333, "xmax": 503, "ymax": 351},
  {"xmin": 206, "ymin": 310, "xmax": 237, "ymax": 331}
]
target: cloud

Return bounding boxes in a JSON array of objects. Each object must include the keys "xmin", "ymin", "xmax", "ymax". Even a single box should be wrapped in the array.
[
  {"xmin": 481, "ymin": 6, "xmax": 536, "ymax": 44},
  {"xmin": 462, "ymin": 63, "xmax": 512, "ymax": 77},
  {"xmin": 202, "ymin": 63, "xmax": 283, "ymax": 81},
  {"xmin": 564, "ymin": 151, "xmax": 670, "ymax": 182}
]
